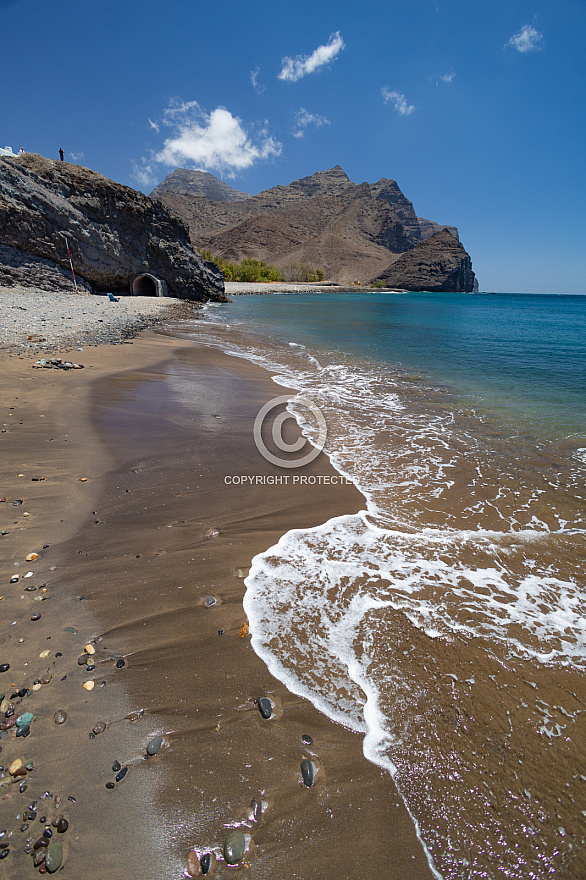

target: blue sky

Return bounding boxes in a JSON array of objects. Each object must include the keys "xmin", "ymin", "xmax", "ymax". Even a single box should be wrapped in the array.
[{"xmin": 1, "ymin": 0, "xmax": 584, "ymax": 293}]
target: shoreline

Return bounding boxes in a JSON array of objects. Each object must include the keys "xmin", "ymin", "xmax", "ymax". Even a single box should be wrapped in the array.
[{"xmin": 0, "ymin": 325, "xmax": 436, "ymax": 878}]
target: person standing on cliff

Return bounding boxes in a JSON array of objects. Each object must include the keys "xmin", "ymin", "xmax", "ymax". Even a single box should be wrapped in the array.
[{"xmin": 59, "ymin": 148, "xmax": 64, "ymax": 161}]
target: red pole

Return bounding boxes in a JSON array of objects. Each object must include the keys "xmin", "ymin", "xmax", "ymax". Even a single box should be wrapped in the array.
[{"xmin": 64, "ymin": 236, "xmax": 79, "ymax": 294}]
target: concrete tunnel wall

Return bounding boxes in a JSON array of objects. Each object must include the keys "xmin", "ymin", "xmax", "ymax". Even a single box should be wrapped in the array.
[{"xmin": 131, "ymin": 274, "xmax": 167, "ymax": 297}]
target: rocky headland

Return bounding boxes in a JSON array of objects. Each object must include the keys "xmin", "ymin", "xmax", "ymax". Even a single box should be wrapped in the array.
[
  {"xmin": 152, "ymin": 165, "xmax": 476, "ymax": 291},
  {"xmin": 0, "ymin": 154, "xmax": 226, "ymax": 302},
  {"xmin": 369, "ymin": 228, "xmax": 476, "ymax": 292}
]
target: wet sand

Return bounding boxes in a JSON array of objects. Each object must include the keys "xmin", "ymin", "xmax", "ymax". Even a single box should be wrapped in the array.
[{"xmin": 0, "ymin": 332, "xmax": 435, "ymax": 878}]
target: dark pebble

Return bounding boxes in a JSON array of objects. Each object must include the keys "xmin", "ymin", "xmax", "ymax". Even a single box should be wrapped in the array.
[
  {"xmin": 0, "ymin": 665, "xmax": 9, "ymax": 673},
  {"xmin": 301, "ymin": 758, "xmax": 316, "ymax": 787},
  {"xmin": 43, "ymin": 829, "xmax": 52, "ymax": 839},
  {"xmin": 218, "ymin": 630, "xmax": 224, "ymax": 636},
  {"xmin": 16, "ymin": 723, "xmax": 30, "ymax": 737},
  {"xmin": 112, "ymin": 760, "xmax": 121, "ymax": 773},
  {"xmin": 19, "ymin": 784, "xmax": 27, "ymax": 792},
  {"xmin": 0, "ymin": 849, "xmax": 9, "ymax": 859},
  {"xmin": 27, "ymin": 809, "xmax": 37, "ymax": 820},
  {"xmin": 34, "ymin": 837, "xmax": 49, "ymax": 849},
  {"xmin": 115, "ymin": 658, "xmax": 125, "ymax": 668},
  {"xmin": 115, "ymin": 766, "xmax": 128, "ymax": 783},
  {"xmin": 39, "ymin": 816, "xmax": 46, "ymax": 823},
  {"xmin": 17, "ymin": 687, "xmax": 27, "ymax": 698},
  {"xmin": 55, "ymin": 819, "xmax": 68, "ymax": 834},
  {"xmin": 257, "ymin": 697, "xmax": 273, "ymax": 719},
  {"xmin": 146, "ymin": 735, "xmax": 163, "ymax": 756},
  {"xmin": 33, "ymin": 850, "xmax": 45, "ymax": 867},
  {"xmin": 200, "ymin": 853, "xmax": 212, "ymax": 875},
  {"xmin": 301, "ymin": 734, "xmax": 313, "ymax": 745},
  {"xmin": 77, "ymin": 654, "xmax": 89, "ymax": 666},
  {"xmin": 30, "ymin": 614, "xmax": 41, "ymax": 622},
  {"xmin": 21, "ymin": 823, "xmax": 29, "ymax": 832},
  {"xmin": 224, "ymin": 830, "xmax": 246, "ymax": 865},
  {"xmin": 250, "ymin": 797, "xmax": 265, "ymax": 823},
  {"xmin": 105, "ymin": 782, "xmax": 115, "ymax": 790},
  {"xmin": 85, "ymin": 663, "xmax": 95, "ymax": 672}
]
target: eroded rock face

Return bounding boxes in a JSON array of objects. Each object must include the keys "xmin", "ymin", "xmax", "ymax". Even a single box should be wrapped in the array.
[
  {"xmin": 372, "ymin": 229, "xmax": 476, "ymax": 292},
  {"xmin": 0, "ymin": 154, "xmax": 226, "ymax": 300}
]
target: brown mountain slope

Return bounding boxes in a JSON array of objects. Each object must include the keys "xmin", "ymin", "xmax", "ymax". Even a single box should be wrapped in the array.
[{"xmin": 152, "ymin": 166, "xmax": 475, "ymax": 290}]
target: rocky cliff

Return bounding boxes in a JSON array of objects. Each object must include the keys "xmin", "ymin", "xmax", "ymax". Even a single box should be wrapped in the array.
[
  {"xmin": 151, "ymin": 166, "xmax": 475, "ymax": 291},
  {"xmin": 0, "ymin": 154, "xmax": 226, "ymax": 300},
  {"xmin": 371, "ymin": 229, "xmax": 476, "ymax": 292}
]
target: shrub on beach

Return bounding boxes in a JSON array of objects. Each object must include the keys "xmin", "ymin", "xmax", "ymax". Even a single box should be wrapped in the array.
[{"xmin": 198, "ymin": 249, "xmax": 324, "ymax": 283}]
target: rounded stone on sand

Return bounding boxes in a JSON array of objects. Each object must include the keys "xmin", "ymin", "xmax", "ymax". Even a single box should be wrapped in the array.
[
  {"xmin": 200, "ymin": 852, "xmax": 214, "ymax": 875},
  {"xmin": 301, "ymin": 758, "xmax": 316, "ymax": 787},
  {"xmin": 257, "ymin": 697, "xmax": 273, "ymax": 719},
  {"xmin": 186, "ymin": 849, "xmax": 200, "ymax": 877},
  {"xmin": 54, "ymin": 710, "xmax": 67, "ymax": 725},
  {"xmin": 146, "ymin": 735, "xmax": 163, "ymax": 756},
  {"xmin": 224, "ymin": 830, "xmax": 248, "ymax": 865},
  {"xmin": 45, "ymin": 839, "xmax": 62, "ymax": 873}
]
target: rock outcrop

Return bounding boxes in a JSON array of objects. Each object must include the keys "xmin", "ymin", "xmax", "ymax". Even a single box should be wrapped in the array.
[
  {"xmin": 0, "ymin": 154, "xmax": 226, "ymax": 300},
  {"xmin": 151, "ymin": 165, "xmax": 475, "ymax": 290},
  {"xmin": 371, "ymin": 229, "xmax": 476, "ymax": 292}
]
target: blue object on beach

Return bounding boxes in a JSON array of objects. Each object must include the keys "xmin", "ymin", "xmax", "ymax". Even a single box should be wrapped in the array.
[{"xmin": 108, "ymin": 292, "xmax": 119, "ymax": 302}]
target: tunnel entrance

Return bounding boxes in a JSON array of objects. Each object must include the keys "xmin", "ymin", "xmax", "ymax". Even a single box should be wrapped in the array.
[{"xmin": 131, "ymin": 273, "xmax": 166, "ymax": 297}]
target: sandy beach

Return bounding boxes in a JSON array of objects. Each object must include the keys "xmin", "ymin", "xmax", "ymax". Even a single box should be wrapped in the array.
[{"xmin": 0, "ymin": 307, "xmax": 435, "ymax": 877}]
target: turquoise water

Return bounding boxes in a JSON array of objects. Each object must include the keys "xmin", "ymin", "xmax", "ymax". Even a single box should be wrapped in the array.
[
  {"xmin": 194, "ymin": 290, "xmax": 586, "ymax": 879},
  {"xmin": 221, "ymin": 291, "xmax": 586, "ymax": 440}
]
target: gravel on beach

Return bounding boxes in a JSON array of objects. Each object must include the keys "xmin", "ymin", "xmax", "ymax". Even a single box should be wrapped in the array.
[
  {"xmin": 224, "ymin": 281, "xmax": 345, "ymax": 295},
  {"xmin": 0, "ymin": 286, "xmax": 202, "ymax": 353}
]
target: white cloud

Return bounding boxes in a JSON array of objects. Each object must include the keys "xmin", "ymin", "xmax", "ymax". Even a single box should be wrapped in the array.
[
  {"xmin": 292, "ymin": 107, "xmax": 330, "ymax": 138},
  {"xmin": 278, "ymin": 32, "xmax": 345, "ymax": 82},
  {"xmin": 507, "ymin": 24, "xmax": 544, "ymax": 53},
  {"xmin": 148, "ymin": 118, "xmax": 160, "ymax": 133},
  {"xmin": 131, "ymin": 160, "xmax": 157, "ymax": 189},
  {"xmin": 250, "ymin": 67, "xmax": 265, "ymax": 94},
  {"xmin": 381, "ymin": 87, "xmax": 415, "ymax": 116},
  {"xmin": 147, "ymin": 100, "xmax": 281, "ymax": 177},
  {"xmin": 439, "ymin": 71, "xmax": 456, "ymax": 83}
]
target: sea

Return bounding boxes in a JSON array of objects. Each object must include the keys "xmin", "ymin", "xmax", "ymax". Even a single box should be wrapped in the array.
[{"xmin": 188, "ymin": 291, "xmax": 586, "ymax": 879}]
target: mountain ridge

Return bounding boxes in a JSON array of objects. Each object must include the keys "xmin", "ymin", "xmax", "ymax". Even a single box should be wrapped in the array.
[{"xmin": 151, "ymin": 166, "xmax": 474, "ymax": 290}]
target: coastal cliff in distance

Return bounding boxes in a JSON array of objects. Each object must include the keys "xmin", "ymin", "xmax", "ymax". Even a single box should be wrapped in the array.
[
  {"xmin": 0, "ymin": 154, "xmax": 227, "ymax": 301},
  {"xmin": 370, "ymin": 228, "xmax": 476, "ymax": 292},
  {"xmin": 151, "ymin": 165, "xmax": 476, "ymax": 291}
]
